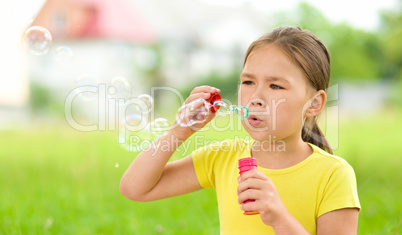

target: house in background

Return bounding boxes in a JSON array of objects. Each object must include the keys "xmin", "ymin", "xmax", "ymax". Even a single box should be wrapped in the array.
[
  {"xmin": 28, "ymin": 0, "xmax": 157, "ymax": 95},
  {"xmin": 24, "ymin": 0, "xmax": 268, "ymax": 117},
  {"xmin": 28, "ymin": 0, "xmax": 268, "ymax": 92},
  {"xmin": 2, "ymin": 0, "xmax": 389, "ymax": 129},
  {"xmin": 32, "ymin": 0, "xmax": 155, "ymax": 42},
  {"xmin": 1, "ymin": 0, "xmax": 269, "ymax": 127}
]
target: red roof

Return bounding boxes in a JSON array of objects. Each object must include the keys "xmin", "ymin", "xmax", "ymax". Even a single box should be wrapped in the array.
[{"xmin": 32, "ymin": 0, "xmax": 155, "ymax": 43}]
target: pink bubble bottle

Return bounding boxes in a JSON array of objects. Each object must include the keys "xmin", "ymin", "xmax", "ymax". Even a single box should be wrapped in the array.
[{"xmin": 238, "ymin": 157, "xmax": 259, "ymax": 215}]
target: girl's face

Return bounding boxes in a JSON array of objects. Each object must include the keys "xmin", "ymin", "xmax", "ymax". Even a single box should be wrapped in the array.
[{"xmin": 239, "ymin": 44, "xmax": 314, "ymax": 142}]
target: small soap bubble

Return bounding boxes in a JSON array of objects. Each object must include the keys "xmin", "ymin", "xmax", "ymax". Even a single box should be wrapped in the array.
[
  {"xmin": 109, "ymin": 77, "xmax": 131, "ymax": 101},
  {"xmin": 120, "ymin": 125, "xmax": 153, "ymax": 152},
  {"xmin": 74, "ymin": 74, "xmax": 99, "ymax": 101},
  {"xmin": 138, "ymin": 94, "xmax": 154, "ymax": 114},
  {"xmin": 119, "ymin": 113, "xmax": 152, "ymax": 152},
  {"xmin": 120, "ymin": 113, "xmax": 148, "ymax": 132},
  {"xmin": 151, "ymin": 118, "xmax": 170, "ymax": 137},
  {"xmin": 22, "ymin": 26, "xmax": 52, "ymax": 55},
  {"xmin": 54, "ymin": 46, "xmax": 73, "ymax": 65},
  {"xmin": 214, "ymin": 100, "xmax": 231, "ymax": 116},
  {"xmin": 115, "ymin": 162, "xmax": 119, "ymax": 168}
]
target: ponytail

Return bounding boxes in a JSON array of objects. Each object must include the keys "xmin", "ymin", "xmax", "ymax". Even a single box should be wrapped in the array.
[{"xmin": 302, "ymin": 117, "xmax": 333, "ymax": 154}]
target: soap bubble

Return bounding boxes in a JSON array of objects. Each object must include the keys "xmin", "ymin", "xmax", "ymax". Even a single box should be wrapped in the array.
[
  {"xmin": 177, "ymin": 98, "xmax": 210, "ymax": 127},
  {"xmin": 119, "ymin": 113, "xmax": 152, "ymax": 152},
  {"xmin": 115, "ymin": 162, "xmax": 119, "ymax": 168},
  {"xmin": 122, "ymin": 97, "xmax": 151, "ymax": 121},
  {"xmin": 151, "ymin": 118, "xmax": 170, "ymax": 137},
  {"xmin": 22, "ymin": 26, "xmax": 52, "ymax": 55},
  {"xmin": 54, "ymin": 46, "xmax": 73, "ymax": 65},
  {"xmin": 138, "ymin": 94, "xmax": 154, "ymax": 114},
  {"xmin": 74, "ymin": 74, "xmax": 99, "ymax": 101},
  {"xmin": 109, "ymin": 76, "xmax": 131, "ymax": 101},
  {"xmin": 214, "ymin": 100, "xmax": 231, "ymax": 116},
  {"xmin": 120, "ymin": 125, "xmax": 153, "ymax": 152},
  {"xmin": 120, "ymin": 113, "xmax": 148, "ymax": 132}
]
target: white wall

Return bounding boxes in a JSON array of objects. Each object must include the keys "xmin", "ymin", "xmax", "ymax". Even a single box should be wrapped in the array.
[{"xmin": 0, "ymin": 1, "xmax": 30, "ymax": 107}]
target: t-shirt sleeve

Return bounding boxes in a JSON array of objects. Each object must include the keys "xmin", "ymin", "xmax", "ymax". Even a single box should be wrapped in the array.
[
  {"xmin": 318, "ymin": 161, "xmax": 361, "ymax": 217},
  {"xmin": 191, "ymin": 142, "xmax": 222, "ymax": 189}
]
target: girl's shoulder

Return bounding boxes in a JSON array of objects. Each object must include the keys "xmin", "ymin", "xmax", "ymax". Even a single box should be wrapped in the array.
[{"xmin": 308, "ymin": 143, "xmax": 354, "ymax": 169}]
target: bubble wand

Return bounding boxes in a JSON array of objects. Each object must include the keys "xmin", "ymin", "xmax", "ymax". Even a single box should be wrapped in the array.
[{"xmin": 176, "ymin": 93, "xmax": 249, "ymax": 127}]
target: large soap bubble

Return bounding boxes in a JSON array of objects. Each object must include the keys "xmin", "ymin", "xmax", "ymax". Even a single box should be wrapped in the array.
[{"xmin": 22, "ymin": 26, "xmax": 52, "ymax": 55}]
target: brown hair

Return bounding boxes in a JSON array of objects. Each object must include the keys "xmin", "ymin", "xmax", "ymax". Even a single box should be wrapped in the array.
[{"xmin": 242, "ymin": 26, "xmax": 333, "ymax": 154}]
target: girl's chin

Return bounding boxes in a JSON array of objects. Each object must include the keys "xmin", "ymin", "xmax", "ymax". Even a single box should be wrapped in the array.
[{"xmin": 247, "ymin": 132, "xmax": 278, "ymax": 142}]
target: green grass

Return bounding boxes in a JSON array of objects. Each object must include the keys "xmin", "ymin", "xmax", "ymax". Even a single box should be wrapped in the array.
[
  {"xmin": 334, "ymin": 110, "xmax": 402, "ymax": 234},
  {"xmin": 0, "ymin": 112, "xmax": 401, "ymax": 234}
]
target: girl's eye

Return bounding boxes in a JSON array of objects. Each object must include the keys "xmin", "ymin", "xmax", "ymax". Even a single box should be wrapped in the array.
[
  {"xmin": 270, "ymin": 84, "xmax": 284, "ymax": 90},
  {"xmin": 242, "ymin": 81, "xmax": 254, "ymax": 85}
]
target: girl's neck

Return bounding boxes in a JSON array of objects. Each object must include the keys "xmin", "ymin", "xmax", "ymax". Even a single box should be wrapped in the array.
[{"xmin": 252, "ymin": 136, "xmax": 313, "ymax": 170}]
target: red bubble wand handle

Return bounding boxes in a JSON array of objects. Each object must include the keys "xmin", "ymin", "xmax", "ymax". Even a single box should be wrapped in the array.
[{"xmin": 206, "ymin": 93, "xmax": 221, "ymax": 113}]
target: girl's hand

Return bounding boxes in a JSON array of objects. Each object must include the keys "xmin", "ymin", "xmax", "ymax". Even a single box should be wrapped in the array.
[
  {"xmin": 237, "ymin": 169, "xmax": 290, "ymax": 228},
  {"xmin": 172, "ymin": 86, "xmax": 220, "ymax": 140}
]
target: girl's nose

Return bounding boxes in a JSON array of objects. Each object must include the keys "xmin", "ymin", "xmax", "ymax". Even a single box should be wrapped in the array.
[{"xmin": 250, "ymin": 98, "xmax": 266, "ymax": 107}]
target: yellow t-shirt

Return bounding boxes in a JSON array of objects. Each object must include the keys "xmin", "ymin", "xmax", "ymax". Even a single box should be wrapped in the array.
[{"xmin": 192, "ymin": 139, "xmax": 361, "ymax": 234}]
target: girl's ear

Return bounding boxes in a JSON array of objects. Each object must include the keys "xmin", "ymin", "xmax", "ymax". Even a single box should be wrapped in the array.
[{"xmin": 305, "ymin": 90, "xmax": 326, "ymax": 117}]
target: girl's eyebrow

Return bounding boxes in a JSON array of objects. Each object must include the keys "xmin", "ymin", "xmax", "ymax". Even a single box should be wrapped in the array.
[
  {"xmin": 240, "ymin": 72, "xmax": 256, "ymax": 79},
  {"xmin": 267, "ymin": 76, "xmax": 290, "ymax": 84},
  {"xmin": 241, "ymin": 72, "xmax": 289, "ymax": 84}
]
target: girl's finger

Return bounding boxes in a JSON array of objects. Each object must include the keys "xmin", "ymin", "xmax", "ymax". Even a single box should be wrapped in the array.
[
  {"xmin": 238, "ymin": 188, "xmax": 262, "ymax": 204},
  {"xmin": 237, "ymin": 178, "xmax": 266, "ymax": 196},
  {"xmin": 185, "ymin": 92, "xmax": 211, "ymax": 104},
  {"xmin": 240, "ymin": 200, "xmax": 259, "ymax": 213},
  {"xmin": 239, "ymin": 169, "xmax": 271, "ymax": 182},
  {"xmin": 190, "ymin": 86, "xmax": 220, "ymax": 95}
]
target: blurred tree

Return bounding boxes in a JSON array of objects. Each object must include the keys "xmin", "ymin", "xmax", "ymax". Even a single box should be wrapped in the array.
[
  {"xmin": 29, "ymin": 81, "xmax": 51, "ymax": 114},
  {"xmin": 379, "ymin": 0, "xmax": 402, "ymax": 106},
  {"xmin": 328, "ymin": 24, "xmax": 385, "ymax": 81},
  {"xmin": 272, "ymin": 2, "xmax": 387, "ymax": 82},
  {"xmin": 379, "ymin": 0, "xmax": 402, "ymax": 80},
  {"xmin": 29, "ymin": 81, "xmax": 65, "ymax": 117}
]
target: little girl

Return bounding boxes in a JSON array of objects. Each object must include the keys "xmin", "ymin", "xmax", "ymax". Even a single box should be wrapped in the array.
[{"xmin": 120, "ymin": 26, "xmax": 361, "ymax": 234}]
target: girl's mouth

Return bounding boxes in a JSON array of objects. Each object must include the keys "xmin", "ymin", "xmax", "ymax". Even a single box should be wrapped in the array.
[{"xmin": 247, "ymin": 115, "xmax": 262, "ymax": 126}]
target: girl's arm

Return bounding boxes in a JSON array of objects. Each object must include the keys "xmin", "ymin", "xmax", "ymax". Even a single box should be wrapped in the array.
[
  {"xmin": 119, "ymin": 130, "xmax": 201, "ymax": 202},
  {"xmin": 119, "ymin": 86, "xmax": 220, "ymax": 202},
  {"xmin": 316, "ymin": 208, "xmax": 359, "ymax": 235}
]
